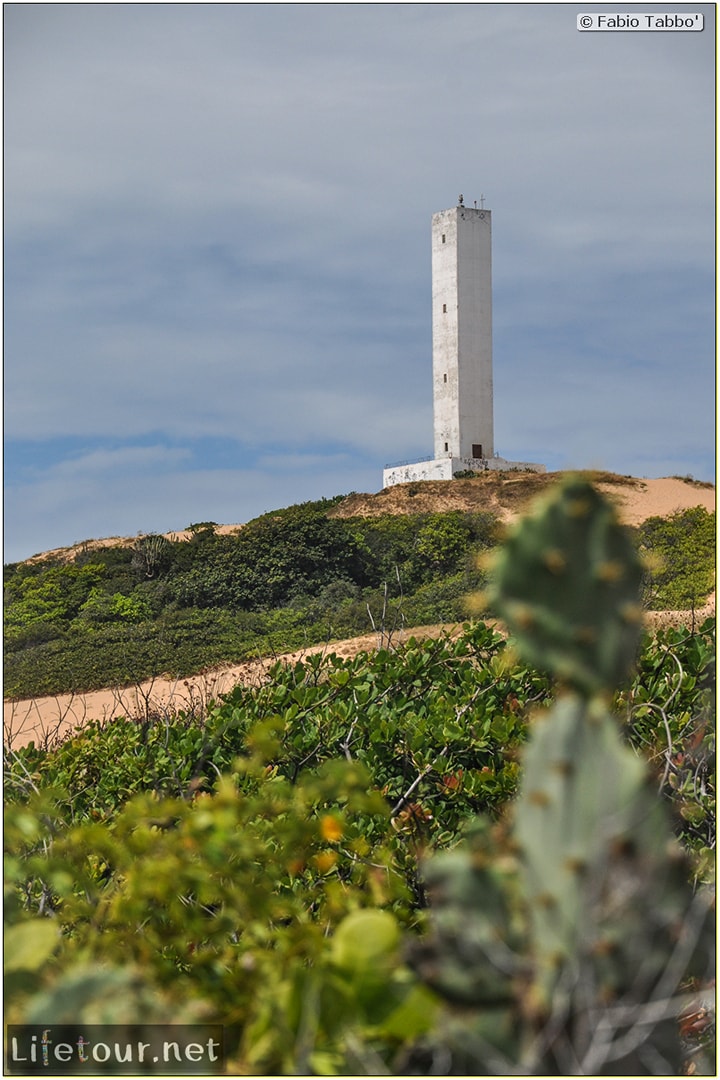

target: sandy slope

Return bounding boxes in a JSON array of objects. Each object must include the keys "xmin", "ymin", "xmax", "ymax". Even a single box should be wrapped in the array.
[
  {"xmin": 330, "ymin": 473, "xmax": 715, "ymax": 526},
  {"xmin": 5, "ymin": 475, "xmax": 714, "ymax": 751},
  {"xmin": 593, "ymin": 477, "xmax": 714, "ymax": 527},
  {"xmin": 3, "ymin": 625, "xmax": 456, "ymax": 751}
]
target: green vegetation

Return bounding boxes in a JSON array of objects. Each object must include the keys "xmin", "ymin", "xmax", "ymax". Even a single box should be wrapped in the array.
[
  {"xmin": 4, "ymin": 495, "xmax": 714, "ymax": 701},
  {"xmin": 4, "ymin": 479, "xmax": 714, "ymax": 1073},
  {"xmin": 4, "ymin": 500, "xmax": 497, "ymax": 698},
  {"xmin": 409, "ymin": 478, "xmax": 714, "ymax": 1071},
  {"xmin": 638, "ymin": 506, "xmax": 716, "ymax": 611}
]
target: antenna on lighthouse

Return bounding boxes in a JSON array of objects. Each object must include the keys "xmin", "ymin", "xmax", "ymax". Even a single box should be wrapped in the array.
[
  {"xmin": 480, "ymin": 194, "xmax": 485, "ymax": 209},
  {"xmin": 381, "ymin": 201, "xmax": 546, "ymax": 491}
]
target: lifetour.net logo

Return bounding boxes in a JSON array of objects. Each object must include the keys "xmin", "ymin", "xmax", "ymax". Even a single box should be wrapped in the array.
[{"xmin": 6, "ymin": 1026, "xmax": 224, "ymax": 1075}]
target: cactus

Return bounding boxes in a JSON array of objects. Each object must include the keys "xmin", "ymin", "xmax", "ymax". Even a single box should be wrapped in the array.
[
  {"xmin": 408, "ymin": 819, "xmax": 521, "ymax": 1007},
  {"xmin": 132, "ymin": 533, "xmax": 170, "ymax": 578},
  {"xmin": 402, "ymin": 821, "xmax": 525, "ymax": 1070},
  {"xmin": 407, "ymin": 479, "xmax": 714, "ymax": 1073},
  {"xmin": 485, "ymin": 477, "xmax": 644, "ymax": 696},
  {"xmin": 514, "ymin": 696, "xmax": 702, "ymax": 1012}
]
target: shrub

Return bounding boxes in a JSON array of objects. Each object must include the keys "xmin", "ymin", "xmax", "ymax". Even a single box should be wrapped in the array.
[
  {"xmin": 638, "ymin": 507, "xmax": 715, "ymax": 611},
  {"xmin": 4, "ymin": 480, "xmax": 714, "ymax": 1074}
]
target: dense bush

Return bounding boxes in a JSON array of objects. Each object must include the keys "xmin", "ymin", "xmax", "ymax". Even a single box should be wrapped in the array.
[
  {"xmin": 5, "ymin": 624, "xmax": 541, "ymax": 830},
  {"xmin": 4, "ymin": 503, "xmax": 500, "ymax": 699},
  {"xmin": 4, "ymin": 482, "xmax": 715, "ymax": 1074},
  {"xmin": 6, "ymin": 500, "xmax": 713, "ymax": 701},
  {"xmin": 3, "ymin": 606, "xmax": 344, "ymax": 699},
  {"xmin": 637, "ymin": 506, "xmax": 715, "ymax": 611},
  {"xmin": 6, "ymin": 617, "xmax": 713, "ymax": 873}
]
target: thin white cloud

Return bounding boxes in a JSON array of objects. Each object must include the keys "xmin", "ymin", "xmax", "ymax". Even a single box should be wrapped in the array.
[
  {"xmin": 4, "ymin": 3, "xmax": 715, "ymax": 561},
  {"xmin": 28, "ymin": 445, "xmax": 192, "ymax": 481},
  {"xmin": 4, "ymin": 458, "xmax": 379, "ymax": 564}
]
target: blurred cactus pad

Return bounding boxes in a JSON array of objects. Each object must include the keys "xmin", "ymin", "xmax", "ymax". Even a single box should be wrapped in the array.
[
  {"xmin": 485, "ymin": 476, "xmax": 645, "ymax": 695},
  {"xmin": 408, "ymin": 477, "xmax": 714, "ymax": 1073}
]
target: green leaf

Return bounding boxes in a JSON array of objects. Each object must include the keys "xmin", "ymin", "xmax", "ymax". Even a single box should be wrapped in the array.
[
  {"xmin": 4, "ymin": 920, "xmax": 59, "ymax": 973},
  {"xmin": 331, "ymin": 909, "xmax": 400, "ymax": 972},
  {"xmin": 373, "ymin": 982, "xmax": 438, "ymax": 1039}
]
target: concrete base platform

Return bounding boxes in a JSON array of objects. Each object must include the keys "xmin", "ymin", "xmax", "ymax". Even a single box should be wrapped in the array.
[{"xmin": 383, "ymin": 455, "xmax": 545, "ymax": 488}]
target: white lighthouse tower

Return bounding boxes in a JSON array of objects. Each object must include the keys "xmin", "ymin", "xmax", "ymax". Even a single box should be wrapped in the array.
[
  {"xmin": 432, "ymin": 200, "xmax": 494, "ymax": 462},
  {"xmin": 383, "ymin": 197, "xmax": 543, "ymax": 487}
]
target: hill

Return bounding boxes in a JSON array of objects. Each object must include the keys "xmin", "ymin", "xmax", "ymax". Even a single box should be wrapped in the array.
[
  {"xmin": 4, "ymin": 471, "xmax": 715, "ymax": 749},
  {"xmin": 332, "ymin": 470, "xmax": 715, "ymax": 525},
  {"xmin": 6, "ymin": 478, "xmax": 714, "ymax": 1075},
  {"xmin": 19, "ymin": 470, "xmax": 715, "ymax": 565}
]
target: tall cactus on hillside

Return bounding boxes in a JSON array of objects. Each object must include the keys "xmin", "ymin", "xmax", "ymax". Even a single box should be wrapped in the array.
[
  {"xmin": 132, "ymin": 533, "xmax": 170, "ymax": 578},
  {"xmin": 406, "ymin": 477, "xmax": 714, "ymax": 1074}
]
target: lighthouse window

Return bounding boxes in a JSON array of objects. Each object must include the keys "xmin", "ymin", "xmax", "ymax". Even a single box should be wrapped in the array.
[
  {"xmin": 441, "ymin": 234, "xmax": 446, "ymax": 243},
  {"xmin": 443, "ymin": 374, "xmax": 447, "ymax": 383},
  {"xmin": 442, "ymin": 304, "xmax": 447, "ymax": 313},
  {"xmin": 444, "ymin": 442, "xmax": 449, "ymax": 452}
]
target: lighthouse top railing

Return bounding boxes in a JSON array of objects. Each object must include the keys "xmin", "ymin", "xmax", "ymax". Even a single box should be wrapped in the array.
[{"xmin": 383, "ymin": 455, "xmax": 435, "ymax": 469}]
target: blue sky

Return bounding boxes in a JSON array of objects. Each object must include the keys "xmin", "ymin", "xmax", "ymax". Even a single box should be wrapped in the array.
[{"xmin": 5, "ymin": 2, "xmax": 716, "ymax": 562}]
